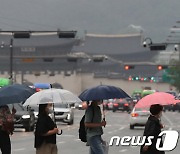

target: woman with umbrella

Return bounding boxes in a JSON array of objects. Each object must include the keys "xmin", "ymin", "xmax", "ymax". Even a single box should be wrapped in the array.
[
  {"xmin": 34, "ymin": 103, "xmax": 60, "ymax": 154},
  {"xmin": 0, "ymin": 105, "xmax": 16, "ymax": 154},
  {"xmin": 84, "ymin": 100, "xmax": 106, "ymax": 154},
  {"xmin": 140, "ymin": 104, "xmax": 165, "ymax": 154}
]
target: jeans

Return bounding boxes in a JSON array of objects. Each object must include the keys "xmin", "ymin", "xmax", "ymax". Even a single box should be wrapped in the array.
[{"xmin": 88, "ymin": 135, "xmax": 104, "ymax": 154}]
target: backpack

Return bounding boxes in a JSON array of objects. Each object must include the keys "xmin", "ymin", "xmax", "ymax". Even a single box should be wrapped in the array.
[{"xmin": 78, "ymin": 106, "xmax": 94, "ymax": 142}]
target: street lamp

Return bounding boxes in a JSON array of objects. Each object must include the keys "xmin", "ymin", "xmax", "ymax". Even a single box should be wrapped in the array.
[
  {"xmin": 142, "ymin": 37, "xmax": 152, "ymax": 47},
  {"xmin": 9, "ymin": 38, "xmax": 13, "ymax": 81},
  {"xmin": 143, "ymin": 37, "xmax": 167, "ymax": 51}
]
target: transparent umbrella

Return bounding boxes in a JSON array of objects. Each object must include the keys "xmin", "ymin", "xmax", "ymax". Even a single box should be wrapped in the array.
[{"xmin": 23, "ymin": 88, "xmax": 82, "ymax": 107}]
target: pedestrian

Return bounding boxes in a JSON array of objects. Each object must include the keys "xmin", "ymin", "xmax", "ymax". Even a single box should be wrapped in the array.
[
  {"xmin": 140, "ymin": 104, "xmax": 165, "ymax": 154},
  {"xmin": 85, "ymin": 100, "xmax": 106, "ymax": 154},
  {"xmin": 0, "ymin": 105, "xmax": 16, "ymax": 154},
  {"xmin": 34, "ymin": 103, "xmax": 60, "ymax": 154}
]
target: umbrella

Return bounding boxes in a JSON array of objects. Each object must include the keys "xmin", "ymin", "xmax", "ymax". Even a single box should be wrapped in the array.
[
  {"xmin": 79, "ymin": 85, "xmax": 130, "ymax": 101},
  {"xmin": 0, "ymin": 84, "xmax": 35, "ymax": 106},
  {"xmin": 23, "ymin": 88, "xmax": 82, "ymax": 107},
  {"xmin": 135, "ymin": 92, "xmax": 179, "ymax": 108},
  {"xmin": 79, "ymin": 85, "xmax": 130, "ymax": 122}
]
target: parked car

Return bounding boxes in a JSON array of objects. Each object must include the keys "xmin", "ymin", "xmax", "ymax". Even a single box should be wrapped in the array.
[
  {"xmin": 112, "ymin": 98, "xmax": 133, "ymax": 113},
  {"xmin": 129, "ymin": 107, "xmax": 150, "ymax": 129},
  {"xmin": 54, "ymin": 103, "xmax": 74, "ymax": 125},
  {"xmin": 8, "ymin": 103, "xmax": 35, "ymax": 132}
]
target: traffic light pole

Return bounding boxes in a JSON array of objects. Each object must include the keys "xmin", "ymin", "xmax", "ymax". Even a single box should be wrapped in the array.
[
  {"xmin": 178, "ymin": 43, "xmax": 180, "ymax": 62},
  {"xmin": 9, "ymin": 38, "xmax": 13, "ymax": 84}
]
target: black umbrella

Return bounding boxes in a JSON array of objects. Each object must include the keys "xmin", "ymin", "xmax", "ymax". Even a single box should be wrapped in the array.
[
  {"xmin": 0, "ymin": 84, "xmax": 35, "ymax": 106},
  {"xmin": 79, "ymin": 85, "xmax": 130, "ymax": 121},
  {"xmin": 79, "ymin": 85, "xmax": 130, "ymax": 101}
]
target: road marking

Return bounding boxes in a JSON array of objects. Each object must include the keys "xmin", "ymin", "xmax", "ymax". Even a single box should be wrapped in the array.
[
  {"xmin": 13, "ymin": 148, "xmax": 25, "ymax": 151},
  {"xmin": 61, "ymin": 134, "xmax": 75, "ymax": 137},
  {"xmin": 119, "ymin": 127, "xmax": 125, "ymax": 131},
  {"xmin": 57, "ymin": 141, "xmax": 66, "ymax": 144},
  {"xmin": 108, "ymin": 131, "xmax": 113, "ymax": 134},
  {"xmin": 162, "ymin": 114, "xmax": 173, "ymax": 128},
  {"xmin": 119, "ymin": 149, "xmax": 127, "ymax": 152}
]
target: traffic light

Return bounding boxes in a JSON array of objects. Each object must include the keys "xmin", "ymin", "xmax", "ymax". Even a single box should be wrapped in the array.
[
  {"xmin": 67, "ymin": 57, "xmax": 78, "ymax": 62},
  {"xmin": 128, "ymin": 76, "xmax": 139, "ymax": 81},
  {"xmin": 157, "ymin": 65, "xmax": 168, "ymax": 70},
  {"xmin": 149, "ymin": 43, "xmax": 167, "ymax": 51},
  {"xmin": 13, "ymin": 32, "xmax": 31, "ymax": 38},
  {"xmin": 124, "ymin": 65, "xmax": 135, "ymax": 70},
  {"xmin": 58, "ymin": 31, "xmax": 77, "ymax": 38}
]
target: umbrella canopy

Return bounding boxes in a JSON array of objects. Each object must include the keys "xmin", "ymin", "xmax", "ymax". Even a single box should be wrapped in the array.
[
  {"xmin": 0, "ymin": 84, "xmax": 35, "ymax": 106},
  {"xmin": 23, "ymin": 88, "xmax": 82, "ymax": 107},
  {"xmin": 79, "ymin": 85, "xmax": 130, "ymax": 101},
  {"xmin": 135, "ymin": 92, "xmax": 179, "ymax": 108}
]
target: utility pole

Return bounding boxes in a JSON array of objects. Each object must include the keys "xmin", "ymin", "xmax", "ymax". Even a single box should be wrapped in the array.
[{"xmin": 9, "ymin": 38, "xmax": 13, "ymax": 83}]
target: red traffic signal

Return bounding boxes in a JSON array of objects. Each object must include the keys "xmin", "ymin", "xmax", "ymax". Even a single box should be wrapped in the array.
[
  {"xmin": 124, "ymin": 65, "xmax": 135, "ymax": 70},
  {"xmin": 157, "ymin": 65, "xmax": 168, "ymax": 70}
]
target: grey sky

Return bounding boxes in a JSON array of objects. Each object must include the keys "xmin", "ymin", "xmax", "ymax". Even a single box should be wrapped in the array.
[{"xmin": 0, "ymin": 0, "xmax": 179, "ymax": 42}]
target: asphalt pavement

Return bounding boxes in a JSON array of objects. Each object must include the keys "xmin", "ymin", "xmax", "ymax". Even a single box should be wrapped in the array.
[{"xmin": 11, "ymin": 109, "xmax": 180, "ymax": 154}]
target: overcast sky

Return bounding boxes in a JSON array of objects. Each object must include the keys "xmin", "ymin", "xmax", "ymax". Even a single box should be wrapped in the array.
[{"xmin": 0, "ymin": 0, "xmax": 180, "ymax": 42}]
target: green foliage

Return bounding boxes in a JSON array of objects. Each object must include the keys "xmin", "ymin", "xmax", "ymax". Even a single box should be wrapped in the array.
[{"xmin": 168, "ymin": 61, "xmax": 180, "ymax": 92}]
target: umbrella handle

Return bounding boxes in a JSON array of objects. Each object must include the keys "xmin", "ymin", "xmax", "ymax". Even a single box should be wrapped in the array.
[{"xmin": 57, "ymin": 129, "xmax": 63, "ymax": 135}]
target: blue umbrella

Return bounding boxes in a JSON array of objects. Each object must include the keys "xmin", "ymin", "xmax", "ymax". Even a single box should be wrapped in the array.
[
  {"xmin": 0, "ymin": 84, "xmax": 35, "ymax": 106},
  {"xmin": 79, "ymin": 85, "xmax": 130, "ymax": 101}
]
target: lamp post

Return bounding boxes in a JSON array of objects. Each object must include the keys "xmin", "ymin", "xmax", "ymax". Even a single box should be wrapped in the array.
[
  {"xmin": 0, "ymin": 31, "xmax": 31, "ymax": 84},
  {"xmin": 142, "ymin": 37, "xmax": 153, "ymax": 47},
  {"xmin": 9, "ymin": 38, "xmax": 13, "ymax": 83},
  {"xmin": 174, "ymin": 44, "xmax": 180, "ymax": 61}
]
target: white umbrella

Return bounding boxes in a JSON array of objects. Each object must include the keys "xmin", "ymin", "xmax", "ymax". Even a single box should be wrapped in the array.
[{"xmin": 23, "ymin": 88, "xmax": 82, "ymax": 107}]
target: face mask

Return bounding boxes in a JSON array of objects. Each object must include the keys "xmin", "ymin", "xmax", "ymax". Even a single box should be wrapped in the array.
[
  {"xmin": 48, "ymin": 107, "xmax": 54, "ymax": 113},
  {"xmin": 158, "ymin": 112, "xmax": 162, "ymax": 119}
]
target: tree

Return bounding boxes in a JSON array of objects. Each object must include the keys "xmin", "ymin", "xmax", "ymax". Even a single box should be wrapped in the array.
[{"xmin": 168, "ymin": 60, "xmax": 180, "ymax": 92}]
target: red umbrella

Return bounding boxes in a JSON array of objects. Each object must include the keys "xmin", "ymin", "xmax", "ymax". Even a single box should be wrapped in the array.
[{"xmin": 135, "ymin": 92, "xmax": 179, "ymax": 108}]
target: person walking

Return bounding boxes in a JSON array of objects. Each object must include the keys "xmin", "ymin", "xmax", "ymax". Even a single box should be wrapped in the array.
[
  {"xmin": 34, "ymin": 103, "xmax": 60, "ymax": 154},
  {"xmin": 140, "ymin": 104, "xmax": 165, "ymax": 154},
  {"xmin": 0, "ymin": 105, "xmax": 16, "ymax": 154},
  {"xmin": 85, "ymin": 100, "xmax": 106, "ymax": 154}
]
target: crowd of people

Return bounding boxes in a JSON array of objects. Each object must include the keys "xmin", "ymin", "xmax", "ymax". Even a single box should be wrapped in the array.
[{"xmin": 0, "ymin": 101, "xmax": 167, "ymax": 154}]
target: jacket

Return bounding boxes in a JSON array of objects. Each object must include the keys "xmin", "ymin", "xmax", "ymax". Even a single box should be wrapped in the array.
[{"xmin": 140, "ymin": 115, "xmax": 165, "ymax": 154}]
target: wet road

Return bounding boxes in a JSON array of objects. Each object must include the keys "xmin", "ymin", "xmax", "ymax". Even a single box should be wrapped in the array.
[{"xmin": 11, "ymin": 109, "xmax": 180, "ymax": 154}]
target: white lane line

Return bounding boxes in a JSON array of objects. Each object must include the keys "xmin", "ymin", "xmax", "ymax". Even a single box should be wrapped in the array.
[
  {"xmin": 57, "ymin": 141, "xmax": 66, "ymax": 144},
  {"xmin": 60, "ymin": 135, "xmax": 75, "ymax": 137},
  {"xmin": 13, "ymin": 148, "xmax": 25, "ymax": 151},
  {"xmin": 119, "ymin": 149, "xmax": 127, "ymax": 152},
  {"xmin": 119, "ymin": 127, "xmax": 125, "ymax": 131},
  {"xmin": 108, "ymin": 131, "xmax": 113, "ymax": 134},
  {"xmin": 162, "ymin": 114, "xmax": 173, "ymax": 129}
]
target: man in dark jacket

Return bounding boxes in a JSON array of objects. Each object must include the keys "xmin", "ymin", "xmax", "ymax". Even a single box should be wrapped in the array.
[{"xmin": 140, "ymin": 104, "xmax": 165, "ymax": 154}]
